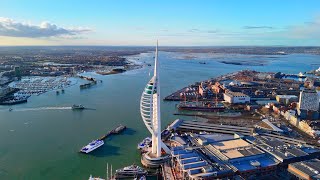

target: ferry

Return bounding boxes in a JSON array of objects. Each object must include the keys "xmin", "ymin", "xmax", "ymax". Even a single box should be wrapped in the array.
[
  {"xmin": 80, "ymin": 139, "xmax": 104, "ymax": 153},
  {"xmin": 137, "ymin": 137, "xmax": 152, "ymax": 149},
  {"xmin": 115, "ymin": 164, "xmax": 147, "ymax": 176},
  {"xmin": 72, "ymin": 104, "xmax": 85, "ymax": 110},
  {"xmin": 298, "ymin": 72, "xmax": 307, "ymax": 78}
]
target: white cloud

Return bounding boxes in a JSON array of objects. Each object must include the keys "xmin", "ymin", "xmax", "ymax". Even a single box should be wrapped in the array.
[
  {"xmin": 289, "ymin": 16, "xmax": 320, "ymax": 39},
  {"xmin": 0, "ymin": 17, "xmax": 92, "ymax": 38}
]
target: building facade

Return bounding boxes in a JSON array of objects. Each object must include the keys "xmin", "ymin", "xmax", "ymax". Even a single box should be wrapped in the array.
[
  {"xmin": 223, "ymin": 91, "xmax": 250, "ymax": 104},
  {"xmin": 299, "ymin": 89, "xmax": 319, "ymax": 112}
]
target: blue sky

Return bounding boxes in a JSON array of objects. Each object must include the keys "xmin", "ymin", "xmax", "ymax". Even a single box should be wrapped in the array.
[{"xmin": 1, "ymin": 0, "xmax": 320, "ymax": 46}]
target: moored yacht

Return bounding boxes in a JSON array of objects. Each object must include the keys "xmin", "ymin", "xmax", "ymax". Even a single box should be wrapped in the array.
[
  {"xmin": 88, "ymin": 175, "xmax": 105, "ymax": 180},
  {"xmin": 115, "ymin": 164, "xmax": 147, "ymax": 176},
  {"xmin": 137, "ymin": 137, "xmax": 152, "ymax": 149},
  {"xmin": 80, "ymin": 139, "xmax": 104, "ymax": 153}
]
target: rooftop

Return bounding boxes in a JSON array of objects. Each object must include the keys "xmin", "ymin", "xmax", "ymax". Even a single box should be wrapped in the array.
[
  {"xmin": 224, "ymin": 91, "xmax": 249, "ymax": 97},
  {"xmin": 276, "ymin": 95, "xmax": 298, "ymax": 99},
  {"xmin": 211, "ymin": 139, "xmax": 250, "ymax": 150},
  {"xmin": 289, "ymin": 159, "xmax": 320, "ymax": 179}
]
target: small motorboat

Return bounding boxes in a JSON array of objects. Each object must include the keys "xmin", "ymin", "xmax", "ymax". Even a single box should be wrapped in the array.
[{"xmin": 72, "ymin": 104, "xmax": 85, "ymax": 110}]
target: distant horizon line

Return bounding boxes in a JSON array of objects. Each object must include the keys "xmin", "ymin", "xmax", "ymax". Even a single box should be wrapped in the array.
[{"xmin": 0, "ymin": 45, "xmax": 320, "ymax": 48}]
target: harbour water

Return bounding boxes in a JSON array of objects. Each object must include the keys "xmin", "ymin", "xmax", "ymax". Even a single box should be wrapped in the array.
[{"xmin": 0, "ymin": 51, "xmax": 319, "ymax": 179}]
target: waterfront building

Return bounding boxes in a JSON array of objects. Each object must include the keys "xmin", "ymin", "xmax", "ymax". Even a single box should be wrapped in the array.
[
  {"xmin": 140, "ymin": 42, "xmax": 170, "ymax": 168},
  {"xmin": 276, "ymin": 95, "xmax": 298, "ymax": 105},
  {"xmin": 198, "ymin": 82, "xmax": 213, "ymax": 98},
  {"xmin": 298, "ymin": 89, "xmax": 320, "ymax": 120},
  {"xmin": 223, "ymin": 90, "xmax": 250, "ymax": 104},
  {"xmin": 212, "ymin": 82, "xmax": 225, "ymax": 93},
  {"xmin": 298, "ymin": 89, "xmax": 319, "ymax": 112}
]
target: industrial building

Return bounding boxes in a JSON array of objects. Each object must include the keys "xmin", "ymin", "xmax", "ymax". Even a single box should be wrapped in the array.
[
  {"xmin": 166, "ymin": 119, "xmax": 320, "ymax": 179},
  {"xmin": 171, "ymin": 146, "xmax": 234, "ymax": 179},
  {"xmin": 223, "ymin": 90, "xmax": 250, "ymax": 104},
  {"xmin": 288, "ymin": 159, "xmax": 320, "ymax": 179}
]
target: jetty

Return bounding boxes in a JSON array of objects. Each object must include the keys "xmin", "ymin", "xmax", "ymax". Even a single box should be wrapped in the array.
[
  {"xmin": 98, "ymin": 125, "xmax": 126, "ymax": 140},
  {"xmin": 78, "ymin": 75, "xmax": 97, "ymax": 81}
]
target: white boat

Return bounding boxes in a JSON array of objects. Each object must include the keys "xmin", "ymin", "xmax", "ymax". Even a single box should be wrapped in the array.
[
  {"xmin": 80, "ymin": 140, "xmax": 104, "ymax": 153},
  {"xmin": 298, "ymin": 72, "xmax": 306, "ymax": 78},
  {"xmin": 115, "ymin": 164, "xmax": 147, "ymax": 176},
  {"xmin": 88, "ymin": 175, "xmax": 105, "ymax": 180},
  {"xmin": 72, "ymin": 104, "xmax": 85, "ymax": 110},
  {"xmin": 137, "ymin": 137, "xmax": 152, "ymax": 149}
]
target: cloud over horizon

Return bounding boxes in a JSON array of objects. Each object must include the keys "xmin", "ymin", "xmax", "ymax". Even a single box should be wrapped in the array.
[
  {"xmin": 243, "ymin": 26, "xmax": 274, "ymax": 29},
  {"xmin": 289, "ymin": 16, "xmax": 320, "ymax": 39},
  {"xmin": 0, "ymin": 17, "xmax": 91, "ymax": 38}
]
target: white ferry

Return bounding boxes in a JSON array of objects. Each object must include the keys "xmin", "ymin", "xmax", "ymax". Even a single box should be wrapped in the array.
[{"xmin": 80, "ymin": 140, "xmax": 104, "ymax": 153}]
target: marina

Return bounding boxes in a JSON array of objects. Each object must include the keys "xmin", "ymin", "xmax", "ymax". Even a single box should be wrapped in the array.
[{"xmin": 11, "ymin": 76, "xmax": 73, "ymax": 96}]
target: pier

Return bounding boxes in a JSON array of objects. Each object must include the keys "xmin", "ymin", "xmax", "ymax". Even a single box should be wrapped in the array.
[{"xmin": 98, "ymin": 125, "xmax": 126, "ymax": 140}]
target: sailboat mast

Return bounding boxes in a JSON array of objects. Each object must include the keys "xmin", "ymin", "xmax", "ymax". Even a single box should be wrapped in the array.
[
  {"xmin": 106, "ymin": 163, "xmax": 109, "ymax": 180},
  {"xmin": 111, "ymin": 164, "xmax": 113, "ymax": 179}
]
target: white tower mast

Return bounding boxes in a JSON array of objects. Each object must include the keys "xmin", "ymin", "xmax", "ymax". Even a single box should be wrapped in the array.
[
  {"xmin": 140, "ymin": 41, "xmax": 170, "ymax": 158},
  {"xmin": 152, "ymin": 41, "xmax": 162, "ymax": 157}
]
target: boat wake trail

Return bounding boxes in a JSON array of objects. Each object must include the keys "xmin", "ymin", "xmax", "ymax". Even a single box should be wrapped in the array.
[{"xmin": 13, "ymin": 107, "xmax": 72, "ymax": 112}]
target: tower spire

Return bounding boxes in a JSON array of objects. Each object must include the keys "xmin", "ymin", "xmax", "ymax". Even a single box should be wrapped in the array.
[
  {"xmin": 154, "ymin": 40, "xmax": 159, "ymax": 77},
  {"xmin": 140, "ymin": 41, "xmax": 170, "ymax": 159}
]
